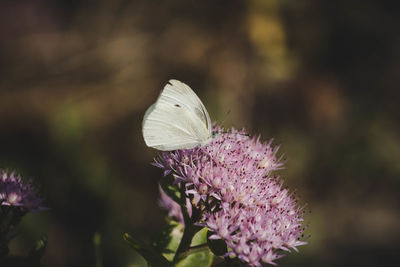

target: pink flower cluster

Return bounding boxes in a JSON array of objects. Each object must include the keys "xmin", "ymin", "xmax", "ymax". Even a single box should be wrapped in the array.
[
  {"xmin": 155, "ymin": 127, "xmax": 306, "ymax": 266},
  {"xmin": 0, "ymin": 170, "xmax": 44, "ymax": 212}
]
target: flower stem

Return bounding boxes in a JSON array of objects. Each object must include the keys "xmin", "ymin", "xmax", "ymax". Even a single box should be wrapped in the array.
[
  {"xmin": 172, "ymin": 223, "xmax": 199, "ymax": 264},
  {"xmin": 175, "ymin": 244, "xmax": 208, "ymax": 262},
  {"xmin": 172, "ymin": 187, "xmax": 202, "ymax": 264}
]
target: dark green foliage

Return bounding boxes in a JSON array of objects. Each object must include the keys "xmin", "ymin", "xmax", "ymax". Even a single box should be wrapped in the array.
[
  {"xmin": 123, "ymin": 233, "xmax": 171, "ymax": 267},
  {"xmin": 207, "ymin": 230, "xmax": 227, "ymax": 257}
]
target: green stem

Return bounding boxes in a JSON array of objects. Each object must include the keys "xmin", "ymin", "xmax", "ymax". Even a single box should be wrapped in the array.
[
  {"xmin": 93, "ymin": 232, "xmax": 103, "ymax": 267},
  {"xmin": 172, "ymin": 187, "xmax": 201, "ymax": 264},
  {"xmin": 175, "ymin": 244, "xmax": 208, "ymax": 262},
  {"xmin": 173, "ymin": 223, "xmax": 198, "ymax": 263}
]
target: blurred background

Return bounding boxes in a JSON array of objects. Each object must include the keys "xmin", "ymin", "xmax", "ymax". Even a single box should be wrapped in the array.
[{"xmin": 1, "ymin": 0, "xmax": 399, "ymax": 266}]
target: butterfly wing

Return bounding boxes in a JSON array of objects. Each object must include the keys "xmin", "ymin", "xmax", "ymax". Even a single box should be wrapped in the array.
[
  {"xmin": 161, "ymin": 80, "xmax": 212, "ymax": 133},
  {"xmin": 142, "ymin": 80, "xmax": 212, "ymax": 151}
]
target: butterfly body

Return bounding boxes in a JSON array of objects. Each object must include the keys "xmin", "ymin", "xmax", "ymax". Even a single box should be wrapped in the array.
[{"xmin": 142, "ymin": 80, "xmax": 213, "ymax": 151}]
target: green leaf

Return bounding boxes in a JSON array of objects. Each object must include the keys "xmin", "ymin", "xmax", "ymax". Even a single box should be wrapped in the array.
[
  {"xmin": 123, "ymin": 233, "xmax": 171, "ymax": 267},
  {"xmin": 211, "ymin": 259, "xmax": 242, "ymax": 267},
  {"xmin": 192, "ymin": 227, "xmax": 208, "ymax": 246},
  {"xmin": 159, "ymin": 221, "xmax": 184, "ymax": 261},
  {"xmin": 175, "ymin": 228, "xmax": 214, "ymax": 267},
  {"xmin": 207, "ymin": 230, "xmax": 227, "ymax": 256},
  {"xmin": 153, "ymin": 219, "xmax": 177, "ymax": 254},
  {"xmin": 159, "ymin": 176, "xmax": 181, "ymax": 204},
  {"xmin": 27, "ymin": 235, "xmax": 47, "ymax": 265}
]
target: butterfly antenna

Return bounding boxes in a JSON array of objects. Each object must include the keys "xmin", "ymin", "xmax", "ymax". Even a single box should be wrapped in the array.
[
  {"xmin": 217, "ymin": 110, "xmax": 250, "ymax": 138},
  {"xmin": 219, "ymin": 109, "xmax": 231, "ymax": 127}
]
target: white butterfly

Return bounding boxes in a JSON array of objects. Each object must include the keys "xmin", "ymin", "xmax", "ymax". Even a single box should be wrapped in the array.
[{"xmin": 142, "ymin": 79, "xmax": 213, "ymax": 151}]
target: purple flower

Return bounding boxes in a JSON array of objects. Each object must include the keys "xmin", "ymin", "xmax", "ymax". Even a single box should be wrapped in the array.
[
  {"xmin": 158, "ymin": 186, "xmax": 184, "ymax": 225},
  {"xmin": 0, "ymin": 170, "xmax": 44, "ymax": 212},
  {"xmin": 156, "ymin": 126, "xmax": 307, "ymax": 266}
]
